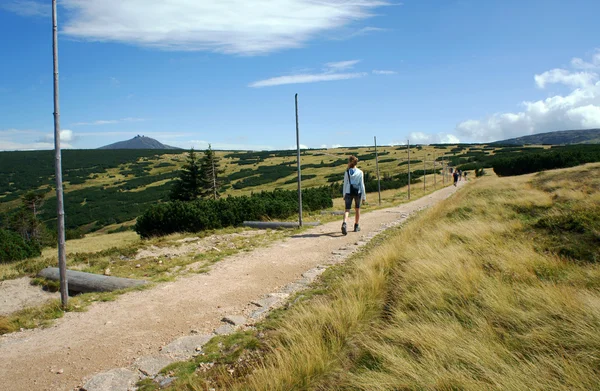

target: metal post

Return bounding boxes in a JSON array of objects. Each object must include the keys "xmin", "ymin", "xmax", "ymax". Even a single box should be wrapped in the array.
[
  {"xmin": 295, "ymin": 94, "xmax": 303, "ymax": 227},
  {"xmin": 434, "ymin": 153, "xmax": 436, "ymax": 189},
  {"xmin": 423, "ymin": 152, "xmax": 426, "ymax": 191},
  {"xmin": 52, "ymin": 0, "xmax": 68, "ymax": 307},
  {"xmin": 374, "ymin": 136, "xmax": 381, "ymax": 205},
  {"xmin": 407, "ymin": 140, "xmax": 410, "ymax": 200}
]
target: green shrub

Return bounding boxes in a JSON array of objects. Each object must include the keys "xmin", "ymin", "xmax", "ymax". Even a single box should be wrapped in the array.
[
  {"xmin": 135, "ymin": 187, "xmax": 333, "ymax": 238},
  {"xmin": 0, "ymin": 229, "xmax": 41, "ymax": 263}
]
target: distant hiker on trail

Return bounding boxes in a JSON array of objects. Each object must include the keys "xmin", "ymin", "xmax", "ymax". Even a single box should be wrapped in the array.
[
  {"xmin": 458, "ymin": 169, "xmax": 462, "ymax": 181},
  {"xmin": 463, "ymin": 171, "xmax": 468, "ymax": 181},
  {"xmin": 342, "ymin": 155, "xmax": 366, "ymax": 235},
  {"xmin": 453, "ymin": 170, "xmax": 459, "ymax": 186}
]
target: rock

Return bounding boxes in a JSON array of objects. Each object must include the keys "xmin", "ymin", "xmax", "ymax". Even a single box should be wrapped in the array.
[
  {"xmin": 251, "ymin": 296, "xmax": 280, "ymax": 308},
  {"xmin": 81, "ymin": 368, "xmax": 138, "ymax": 391},
  {"xmin": 161, "ymin": 334, "xmax": 213, "ymax": 359},
  {"xmin": 103, "ymin": 268, "xmax": 111, "ymax": 276},
  {"xmin": 249, "ymin": 307, "xmax": 270, "ymax": 320},
  {"xmin": 159, "ymin": 377, "xmax": 176, "ymax": 388},
  {"xmin": 280, "ymin": 283, "xmax": 305, "ymax": 294},
  {"xmin": 221, "ymin": 315, "xmax": 246, "ymax": 327},
  {"xmin": 135, "ymin": 264, "xmax": 141, "ymax": 268},
  {"xmin": 302, "ymin": 268, "xmax": 325, "ymax": 281},
  {"xmin": 56, "ymin": 369, "xmax": 64, "ymax": 374},
  {"xmin": 213, "ymin": 324, "xmax": 235, "ymax": 335},
  {"xmin": 133, "ymin": 356, "xmax": 174, "ymax": 377}
]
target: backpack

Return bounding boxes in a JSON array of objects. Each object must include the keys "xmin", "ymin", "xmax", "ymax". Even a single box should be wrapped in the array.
[{"xmin": 346, "ymin": 169, "xmax": 360, "ymax": 196}]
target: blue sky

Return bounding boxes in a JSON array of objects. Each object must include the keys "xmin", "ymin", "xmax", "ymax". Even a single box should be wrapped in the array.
[{"xmin": 1, "ymin": 0, "xmax": 599, "ymax": 151}]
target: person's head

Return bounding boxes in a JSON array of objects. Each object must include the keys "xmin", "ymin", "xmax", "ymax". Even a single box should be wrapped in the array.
[{"xmin": 348, "ymin": 155, "xmax": 358, "ymax": 169}]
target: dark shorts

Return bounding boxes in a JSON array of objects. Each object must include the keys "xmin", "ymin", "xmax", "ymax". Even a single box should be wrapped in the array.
[{"xmin": 344, "ymin": 194, "xmax": 361, "ymax": 210}]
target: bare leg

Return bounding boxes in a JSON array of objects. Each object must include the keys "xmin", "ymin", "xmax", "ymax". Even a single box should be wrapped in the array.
[
  {"xmin": 344, "ymin": 210, "xmax": 350, "ymax": 224},
  {"xmin": 354, "ymin": 208, "xmax": 360, "ymax": 225}
]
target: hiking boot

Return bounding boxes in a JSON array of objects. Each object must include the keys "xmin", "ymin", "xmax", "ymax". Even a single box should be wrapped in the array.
[
  {"xmin": 354, "ymin": 224, "xmax": 360, "ymax": 232},
  {"xmin": 341, "ymin": 222, "xmax": 347, "ymax": 235}
]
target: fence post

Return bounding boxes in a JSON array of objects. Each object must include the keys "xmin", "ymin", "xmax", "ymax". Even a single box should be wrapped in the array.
[
  {"xmin": 295, "ymin": 94, "xmax": 302, "ymax": 227},
  {"xmin": 374, "ymin": 136, "xmax": 381, "ymax": 205},
  {"xmin": 407, "ymin": 140, "xmax": 411, "ymax": 200}
]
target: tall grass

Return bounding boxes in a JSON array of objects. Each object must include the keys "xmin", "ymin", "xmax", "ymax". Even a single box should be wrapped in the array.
[{"xmin": 217, "ymin": 163, "xmax": 600, "ymax": 391}]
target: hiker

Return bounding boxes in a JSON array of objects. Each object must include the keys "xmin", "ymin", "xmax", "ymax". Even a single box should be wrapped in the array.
[
  {"xmin": 453, "ymin": 170, "xmax": 459, "ymax": 186},
  {"xmin": 463, "ymin": 171, "xmax": 468, "ymax": 181},
  {"xmin": 342, "ymin": 155, "xmax": 366, "ymax": 235},
  {"xmin": 458, "ymin": 169, "xmax": 462, "ymax": 181}
]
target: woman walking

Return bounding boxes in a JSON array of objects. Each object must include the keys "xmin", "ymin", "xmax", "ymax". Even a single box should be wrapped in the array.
[{"xmin": 342, "ymin": 155, "xmax": 367, "ymax": 235}]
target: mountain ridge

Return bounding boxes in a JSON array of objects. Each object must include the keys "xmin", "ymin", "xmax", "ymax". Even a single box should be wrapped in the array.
[
  {"xmin": 98, "ymin": 135, "xmax": 181, "ymax": 150},
  {"xmin": 493, "ymin": 128, "xmax": 600, "ymax": 145}
]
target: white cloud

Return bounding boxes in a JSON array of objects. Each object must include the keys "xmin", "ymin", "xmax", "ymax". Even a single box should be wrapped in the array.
[
  {"xmin": 249, "ymin": 72, "xmax": 367, "ymax": 88},
  {"xmin": 534, "ymin": 69, "xmax": 597, "ymax": 89},
  {"xmin": 73, "ymin": 117, "xmax": 145, "ymax": 126},
  {"xmin": 1, "ymin": 1, "xmax": 49, "ymax": 17},
  {"xmin": 42, "ymin": 129, "xmax": 76, "ymax": 143},
  {"xmin": 571, "ymin": 50, "xmax": 600, "ymax": 70},
  {"xmin": 455, "ymin": 50, "xmax": 600, "ymax": 142},
  {"xmin": 59, "ymin": 0, "xmax": 389, "ymax": 55},
  {"xmin": 0, "ymin": 140, "xmax": 74, "ymax": 151},
  {"xmin": 325, "ymin": 60, "xmax": 361, "ymax": 71},
  {"xmin": 320, "ymin": 144, "xmax": 328, "ymax": 148},
  {"xmin": 407, "ymin": 132, "xmax": 460, "ymax": 145},
  {"xmin": 372, "ymin": 70, "xmax": 397, "ymax": 75},
  {"xmin": 332, "ymin": 144, "xmax": 343, "ymax": 148}
]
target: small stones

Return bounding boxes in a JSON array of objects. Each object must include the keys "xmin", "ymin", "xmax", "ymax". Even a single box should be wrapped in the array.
[
  {"xmin": 213, "ymin": 324, "xmax": 235, "ymax": 335},
  {"xmin": 249, "ymin": 307, "xmax": 270, "ymax": 320},
  {"xmin": 161, "ymin": 334, "xmax": 213, "ymax": 359},
  {"xmin": 221, "ymin": 315, "xmax": 247, "ymax": 327},
  {"xmin": 133, "ymin": 356, "xmax": 174, "ymax": 377},
  {"xmin": 251, "ymin": 296, "xmax": 280, "ymax": 309},
  {"xmin": 81, "ymin": 368, "xmax": 138, "ymax": 391}
]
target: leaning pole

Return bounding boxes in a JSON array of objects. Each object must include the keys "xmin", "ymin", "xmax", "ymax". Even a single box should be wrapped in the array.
[{"xmin": 52, "ymin": 0, "xmax": 68, "ymax": 306}]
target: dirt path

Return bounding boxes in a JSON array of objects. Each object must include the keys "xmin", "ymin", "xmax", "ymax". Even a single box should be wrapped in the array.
[{"xmin": 0, "ymin": 184, "xmax": 461, "ymax": 390}]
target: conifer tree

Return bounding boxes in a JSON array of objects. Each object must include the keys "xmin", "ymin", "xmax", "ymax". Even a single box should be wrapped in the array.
[
  {"xmin": 200, "ymin": 144, "xmax": 222, "ymax": 199},
  {"xmin": 170, "ymin": 148, "xmax": 202, "ymax": 201}
]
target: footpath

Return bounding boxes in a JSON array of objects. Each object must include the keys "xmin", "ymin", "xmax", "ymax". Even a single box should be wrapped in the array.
[{"xmin": 0, "ymin": 183, "xmax": 461, "ymax": 390}]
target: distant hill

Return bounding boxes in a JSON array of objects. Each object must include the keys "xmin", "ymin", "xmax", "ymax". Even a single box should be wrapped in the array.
[
  {"xmin": 99, "ymin": 135, "xmax": 181, "ymax": 150},
  {"xmin": 494, "ymin": 129, "xmax": 600, "ymax": 145}
]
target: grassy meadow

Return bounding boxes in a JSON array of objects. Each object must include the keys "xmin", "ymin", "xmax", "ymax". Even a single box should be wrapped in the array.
[{"xmin": 158, "ymin": 163, "xmax": 600, "ymax": 391}]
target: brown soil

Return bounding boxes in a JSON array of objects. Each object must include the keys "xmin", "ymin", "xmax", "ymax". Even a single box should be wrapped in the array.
[{"xmin": 0, "ymin": 184, "xmax": 460, "ymax": 390}]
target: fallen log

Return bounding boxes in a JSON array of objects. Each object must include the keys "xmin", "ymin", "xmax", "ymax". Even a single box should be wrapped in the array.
[
  {"xmin": 37, "ymin": 267, "xmax": 147, "ymax": 294},
  {"xmin": 243, "ymin": 221, "xmax": 320, "ymax": 229}
]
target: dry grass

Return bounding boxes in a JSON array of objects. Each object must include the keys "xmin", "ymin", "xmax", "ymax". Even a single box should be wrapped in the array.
[{"xmin": 206, "ymin": 163, "xmax": 600, "ymax": 391}]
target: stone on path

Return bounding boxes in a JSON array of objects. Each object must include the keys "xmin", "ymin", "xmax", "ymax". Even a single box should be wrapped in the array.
[
  {"xmin": 302, "ymin": 267, "xmax": 325, "ymax": 281},
  {"xmin": 249, "ymin": 306, "xmax": 271, "ymax": 320},
  {"xmin": 161, "ymin": 334, "xmax": 213, "ymax": 359},
  {"xmin": 251, "ymin": 296, "xmax": 280, "ymax": 309},
  {"xmin": 81, "ymin": 368, "xmax": 138, "ymax": 391},
  {"xmin": 221, "ymin": 315, "xmax": 247, "ymax": 327},
  {"xmin": 213, "ymin": 324, "xmax": 235, "ymax": 335},
  {"xmin": 133, "ymin": 355, "xmax": 174, "ymax": 377}
]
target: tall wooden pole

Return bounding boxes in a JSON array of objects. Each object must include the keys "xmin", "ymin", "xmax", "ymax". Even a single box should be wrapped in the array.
[
  {"xmin": 407, "ymin": 140, "xmax": 411, "ymax": 200},
  {"xmin": 52, "ymin": 0, "xmax": 68, "ymax": 307},
  {"xmin": 295, "ymin": 94, "xmax": 303, "ymax": 227},
  {"xmin": 374, "ymin": 136, "xmax": 381, "ymax": 205},
  {"xmin": 423, "ymin": 152, "xmax": 426, "ymax": 191},
  {"xmin": 211, "ymin": 157, "xmax": 217, "ymax": 200}
]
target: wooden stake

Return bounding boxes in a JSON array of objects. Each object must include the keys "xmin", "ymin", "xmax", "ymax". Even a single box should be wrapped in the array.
[
  {"xmin": 295, "ymin": 94, "xmax": 303, "ymax": 227},
  {"xmin": 374, "ymin": 136, "xmax": 381, "ymax": 205},
  {"xmin": 407, "ymin": 140, "xmax": 411, "ymax": 200}
]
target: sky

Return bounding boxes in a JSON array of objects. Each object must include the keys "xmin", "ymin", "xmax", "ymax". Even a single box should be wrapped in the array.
[{"xmin": 0, "ymin": 0, "xmax": 599, "ymax": 151}]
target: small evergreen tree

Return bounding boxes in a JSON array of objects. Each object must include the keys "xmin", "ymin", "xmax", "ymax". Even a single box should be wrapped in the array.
[
  {"xmin": 170, "ymin": 148, "xmax": 203, "ymax": 201},
  {"xmin": 200, "ymin": 144, "xmax": 222, "ymax": 199}
]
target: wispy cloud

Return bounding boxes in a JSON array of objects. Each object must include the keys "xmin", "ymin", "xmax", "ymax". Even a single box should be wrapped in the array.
[
  {"xmin": 325, "ymin": 60, "xmax": 361, "ymax": 71},
  {"xmin": 250, "ymin": 72, "xmax": 367, "ymax": 88},
  {"xmin": 372, "ymin": 70, "xmax": 397, "ymax": 75},
  {"xmin": 250, "ymin": 59, "xmax": 367, "ymax": 87},
  {"xmin": 57, "ymin": 0, "xmax": 390, "ymax": 55},
  {"xmin": 72, "ymin": 117, "xmax": 145, "ymax": 126},
  {"xmin": 1, "ymin": 0, "xmax": 49, "ymax": 18}
]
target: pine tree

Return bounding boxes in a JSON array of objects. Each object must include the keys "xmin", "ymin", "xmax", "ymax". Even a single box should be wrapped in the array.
[
  {"xmin": 200, "ymin": 144, "xmax": 222, "ymax": 199},
  {"xmin": 170, "ymin": 148, "xmax": 203, "ymax": 201}
]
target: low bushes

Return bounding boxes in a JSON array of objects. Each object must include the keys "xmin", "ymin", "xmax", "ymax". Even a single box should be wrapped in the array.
[
  {"xmin": 0, "ymin": 229, "xmax": 41, "ymax": 263},
  {"xmin": 135, "ymin": 187, "xmax": 333, "ymax": 238}
]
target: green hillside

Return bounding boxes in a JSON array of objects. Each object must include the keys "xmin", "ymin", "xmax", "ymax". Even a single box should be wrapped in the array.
[{"xmin": 494, "ymin": 128, "xmax": 600, "ymax": 145}]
